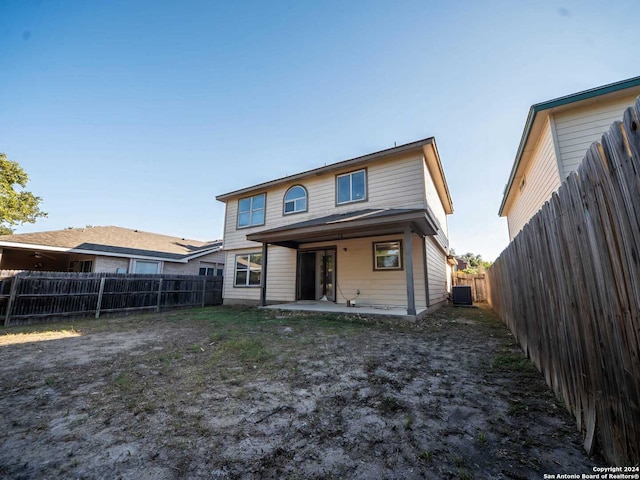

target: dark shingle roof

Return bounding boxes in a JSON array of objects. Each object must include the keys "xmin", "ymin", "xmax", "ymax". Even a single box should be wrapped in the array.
[
  {"xmin": 252, "ymin": 208, "xmax": 423, "ymax": 234},
  {"xmin": 0, "ymin": 226, "xmax": 222, "ymax": 261}
]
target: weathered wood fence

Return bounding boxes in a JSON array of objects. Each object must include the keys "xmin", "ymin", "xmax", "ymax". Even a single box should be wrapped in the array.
[
  {"xmin": 488, "ymin": 98, "xmax": 640, "ymax": 465},
  {"xmin": 453, "ymin": 272, "xmax": 487, "ymax": 302},
  {"xmin": 0, "ymin": 271, "xmax": 223, "ymax": 326}
]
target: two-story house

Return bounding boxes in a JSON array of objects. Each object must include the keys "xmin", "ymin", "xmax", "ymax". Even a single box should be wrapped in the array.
[
  {"xmin": 215, "ymin": 137, "xmax": 454, "ymax": 318},
  {"xmin": 499, "ymin": 76, "xmax": 640, "ymax": 240}
]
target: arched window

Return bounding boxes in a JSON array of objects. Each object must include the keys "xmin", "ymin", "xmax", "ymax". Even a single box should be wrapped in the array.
[{"xmin": 283, "ymin": 185, "xmax": 308, "ymax": 214}]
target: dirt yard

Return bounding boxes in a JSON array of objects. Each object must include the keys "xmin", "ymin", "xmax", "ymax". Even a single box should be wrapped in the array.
[{"xmin": 0, "ymin": 304, "xmax": 602, "ymax": 479}]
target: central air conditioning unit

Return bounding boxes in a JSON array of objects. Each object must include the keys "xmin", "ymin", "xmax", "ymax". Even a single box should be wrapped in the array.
[{"xmin": 452, "ymin": 286, "xmax": 473, "ymax": 306}]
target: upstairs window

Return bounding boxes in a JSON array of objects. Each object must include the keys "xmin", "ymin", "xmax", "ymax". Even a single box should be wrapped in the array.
[
  {"xmin": 238, "ymin": 193, "xmax": 266, "ymax": 228},
  {"xmin": 336, "ymin": 169, "xmax": 367, "ymax": 205},
  {"xmin": 284, "ymin": 185, "xmax": 308, "ymax": 215}
]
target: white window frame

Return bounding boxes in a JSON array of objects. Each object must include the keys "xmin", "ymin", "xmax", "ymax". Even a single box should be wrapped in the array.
[
  {"xmin": 237, "ymin": 193, "xmax": 266, "ymax": 229},
  {"xmin": 131, "ymin": 259, "xmax": 162, "ymax": 274},
  {"xmin": 373, "ymin": 240, "xmax": 403, "ymax": 271},
  {"xmin": 234, "ymin": 253, "xmax": 262, "ymax": 287},
  {"xmin": 283, "ymin": 185, "xmax": 308, "ymax": 215},
  {"xmin": 336, "ymin": 169, "xmax": 367, "ymax": 205},
  {"xmin": 199, "ymin": 262, "xmax": 224, "ymax": 277}
]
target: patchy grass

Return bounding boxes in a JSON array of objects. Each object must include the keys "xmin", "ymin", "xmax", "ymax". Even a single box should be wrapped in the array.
[
  {"xmin": 492, "ymin": 351, "xmax": 535, "ymax": 372},
  {"xmin": 0, "ymin": 304, "xmax": 602, "ymax": 478}
]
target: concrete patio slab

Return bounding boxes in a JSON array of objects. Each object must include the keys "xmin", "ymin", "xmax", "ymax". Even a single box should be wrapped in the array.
[{"xmin": 262, "ymin": 300, "xmax": 425, "ymax": 320}]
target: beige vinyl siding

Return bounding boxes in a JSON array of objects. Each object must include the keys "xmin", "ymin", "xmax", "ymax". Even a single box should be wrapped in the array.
[
  {"xmin": 331, "ymin": 235, "xmax": 426, "ymax": 309},
  {"xmin": 413, "ymin": 237, "xmax": 428, "ymax": 310},
  {"xmin": 264, "ymin": 246, "xmax": 297, "ymax": 302},
  {"xmin": 506, "ymin": 118, "xmax": 562, "ymax": 240},
  {"xmin": 222, "ymin": 153, "xmax": 427, "ymax": 250},
  {"xmin": 423, "ymin": 157, "xmax": 449, "ymax": 249},
  {"xmin": 554, "ymin": 94, "xmax": 637, "ymax": 179},
  {"xmin": 222, "ymin": 249, "xmax": 262, "ymax": 303},
  {"xmin": 426, "ymin": 237, "xmax": 447, "ymax": 306},
  {"xmin": 240, "ymin": 234, "xmax": 428, "ymax": 309}
]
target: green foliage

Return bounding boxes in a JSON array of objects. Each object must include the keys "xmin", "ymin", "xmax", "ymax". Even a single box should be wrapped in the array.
[
  {"xmin": 459, "ymin": 252, "xmax": 482, "ymax": 268},
  {"xmin": 461, "ymin": 267, "xmax": 478, "ymax": 274},
  {"xmin": 458, "ymin": 252, "xmax": 493, "ymax": 270},
  {"xmin": 0, "ymin": 153, "xmax": 47, "ymax": 234}
]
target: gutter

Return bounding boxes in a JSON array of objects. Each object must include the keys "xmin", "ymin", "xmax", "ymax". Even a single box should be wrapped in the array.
[{"xmin": 0, "ymin": 241, "xmax": 222, "ymax": 264}]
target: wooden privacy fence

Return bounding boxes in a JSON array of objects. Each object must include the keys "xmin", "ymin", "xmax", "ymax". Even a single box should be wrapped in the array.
[
  {"xmin": 0, "ymin": 271, "xmax": 223, "ymax": 326},
  {"xmin": 454, "ymin": 272, "xmax": 487, "ymax": 302},
  {"xmin": 488, "ymin": 98, "xmax": 640, "ymax": 465}
]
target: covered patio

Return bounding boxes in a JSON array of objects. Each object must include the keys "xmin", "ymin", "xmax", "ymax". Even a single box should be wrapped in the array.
[{"xmin": 247, "ymin": 207, "xmax": 441, "ymax": 316}]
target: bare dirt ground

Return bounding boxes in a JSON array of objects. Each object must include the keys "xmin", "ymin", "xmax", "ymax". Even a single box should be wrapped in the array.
[{"xmin": 0, "ymin": 304, "xmax": 602, "ymax": 479}]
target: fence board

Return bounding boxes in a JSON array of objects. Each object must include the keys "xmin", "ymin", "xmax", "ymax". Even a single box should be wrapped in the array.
[
  {"xmin": 453, "ymin": 272, "xmax": 487, "ymax": 302},
  {"xmin": 0, "ymin": 271, "xmax": 222, "ymax": 326},
  {"xmin": 488, "ymin": 98, "xmax": 640, "ymax": 465}
]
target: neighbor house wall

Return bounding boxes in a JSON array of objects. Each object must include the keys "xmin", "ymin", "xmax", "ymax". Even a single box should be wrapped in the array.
[
  {"xmin": 506, "ymin": 118, "xmax": 562, "ymax": 240},
  {"xmin": 94, "ymin": 256, "xmax": 130, "ymax": 273},
  {"xmin": 162, "ymin": 251, "xmax": 225, "ymax": 275},
  {"xmin": 554, "ymin": 93, "xmax": 638, "ymax": 179}
]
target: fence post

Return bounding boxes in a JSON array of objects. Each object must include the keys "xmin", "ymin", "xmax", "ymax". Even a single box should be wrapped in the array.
[
  {"xmin": 95, "ymin": 277, "xmax": 106, "ymax": 319},
  {"xmin": 201, "ymin": 277, "xmax": 206, "ymax": 307},
  {"xmin": 4, "ymin": 276, "xmax": 20, "ymax": 327},
  {"xmin": 156, "ymin": 278, "xmax": 163, "ymax": 312}
]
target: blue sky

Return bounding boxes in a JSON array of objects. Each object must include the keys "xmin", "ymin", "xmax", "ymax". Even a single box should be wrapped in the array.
[{"xmin": 1, "ymin": 0, "xmax": 638, "ymax": 260}]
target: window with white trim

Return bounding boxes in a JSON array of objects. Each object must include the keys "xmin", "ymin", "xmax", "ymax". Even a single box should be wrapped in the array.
[
  {"xmin": 234, "ymin": 253, "xmax": 262, "ymax": 287},
  {"xmin": 283, "ymin": 185, "xmax": 307, "ymax": 214},
  {"xmin": 133, "ymin": 260, "xmax": 161, "ymax": 274},
  {"xmin": 199, "ymin": 262, "xmax": 223, "ymax": 277},
  {"xmin": 373, "ymin": 241, "xmax": 402, "ymax": 270},
  {"xmin": 237, "ymin": 193, "xmax": 266, "ymax": 228},
  {"xmin": 336, "ymin": 169, "xmax": 366, "ymax": 204}
]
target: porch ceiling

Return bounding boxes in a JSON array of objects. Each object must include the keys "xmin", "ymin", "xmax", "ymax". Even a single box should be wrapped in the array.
[{"xmin": 246, "ymin": 208, "xmax": 439, "ymax": 248}]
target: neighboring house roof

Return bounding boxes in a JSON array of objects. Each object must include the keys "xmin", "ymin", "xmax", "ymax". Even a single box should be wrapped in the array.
[
  {"xmin": 0, "ymin": 226, "xmax": 222, "ymax": 263},
  {"xmin": 498, "ymin": 75, "xmax": 640, "ymax": 216},
  {"xmin": 246, "ymin": 208, "xmax": 439, "ymax": 248},
  {"xmin": 216, "ymin": 137, "xmax": 454, "ymax": 215}
]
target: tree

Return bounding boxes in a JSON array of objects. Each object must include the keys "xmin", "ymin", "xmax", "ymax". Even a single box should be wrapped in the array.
[
  {"xmin": 460, "ymin": 252, "xmax": 482, "ymax": 268},
  {"xmin": 0, "ymin": 153, "xmax": 47, "ymax": 234},
  {"xmin": 458, "ymin": 252, "xmax": 493, "ymax": 270}
]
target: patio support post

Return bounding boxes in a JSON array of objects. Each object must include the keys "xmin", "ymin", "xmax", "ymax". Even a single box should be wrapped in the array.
[
  {"xmin": 260, "ymin": 242, "xmax": 268, "ymax": 307},
  {"xmin": 404, "ymin": 227, "xmax": 416, "ymax": 315}
]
